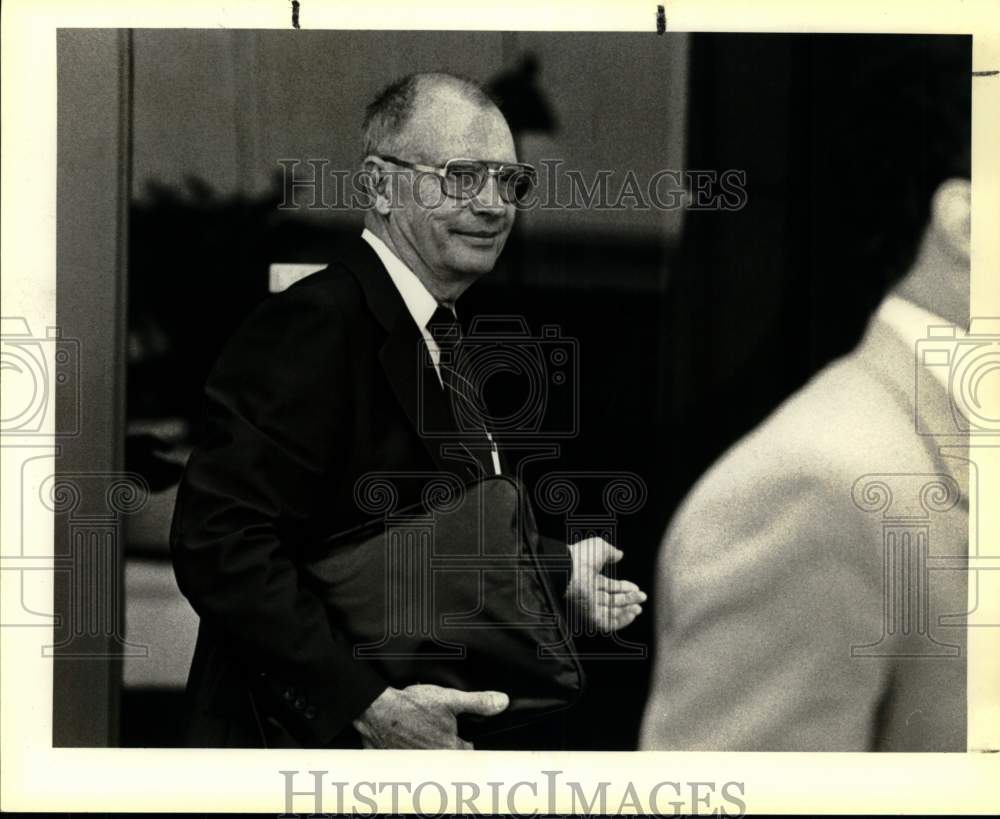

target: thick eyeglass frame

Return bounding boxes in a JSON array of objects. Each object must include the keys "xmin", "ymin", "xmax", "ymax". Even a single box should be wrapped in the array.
[{"xmin": 376, "ymin": 154, "xmax": 538, "ymax": 204}]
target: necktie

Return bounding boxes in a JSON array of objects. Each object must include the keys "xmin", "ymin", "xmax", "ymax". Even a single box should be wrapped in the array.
[{"xmin": 427, "ymin": 306, "xmax": 499, "ymax": 476}]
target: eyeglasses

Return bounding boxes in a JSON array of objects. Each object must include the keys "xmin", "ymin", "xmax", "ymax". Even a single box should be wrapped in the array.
[{"xmin": 377, "ymin": 155, "xmax": 538, "ymax": 206}]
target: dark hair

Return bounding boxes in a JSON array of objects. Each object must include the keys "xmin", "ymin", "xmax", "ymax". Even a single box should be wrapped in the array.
[
  {"xmin": 817, "ymin": 36, "xmax": 971, "ymax": 287},
  {"xmin": 362, "ymin": 72, "xmax": 497, "ymax": 157}
]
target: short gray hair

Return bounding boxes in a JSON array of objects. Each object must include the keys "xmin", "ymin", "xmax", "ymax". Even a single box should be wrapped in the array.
[{"xmin": 361, "ymin": 72, "xmax": 496, "ymax": 157}]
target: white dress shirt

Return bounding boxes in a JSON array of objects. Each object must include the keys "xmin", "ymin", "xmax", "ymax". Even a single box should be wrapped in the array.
[
  {"xmin": 361, "ymin": 228, "xmax": 501, "ymax": 475},
  {"xmin": 362, "ymin": 227, "xmax": 445, "ymax": 378},
  {"xmin": 877, "ymin": 293, "xmax": 962, "ymax": 393}
]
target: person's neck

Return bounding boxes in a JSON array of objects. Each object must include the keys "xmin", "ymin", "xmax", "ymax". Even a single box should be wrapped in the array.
[
  {"xmin": 892, "ymin": 231, "xmax": 969, "ymax": 328},
  {"xmin": 365, "ymin": 217, "xmax": 466, "ymax": 307}
]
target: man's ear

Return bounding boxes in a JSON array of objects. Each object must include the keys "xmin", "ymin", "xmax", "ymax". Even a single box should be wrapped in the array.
[
  {"xmin": 362, "ymin": 155, "xmax": 394, "ymax": 216},
  {"xmin": 930, "ymin": 177, "xmax": 971, "ymax": 263}
]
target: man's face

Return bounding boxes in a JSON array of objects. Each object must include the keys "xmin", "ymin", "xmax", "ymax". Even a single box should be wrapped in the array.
[{"xmin": 378, "ymin": 89, "xmax": 518, "ymax": 296}]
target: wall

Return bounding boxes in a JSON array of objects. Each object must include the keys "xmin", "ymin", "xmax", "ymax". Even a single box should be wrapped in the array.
[
  {"xmin": 55, "ymin": 28, "xmax": 132, "ymax": 747},
  {"xmin": 131, "ymin": 30, "xmax": 689, "ymax": 287}
]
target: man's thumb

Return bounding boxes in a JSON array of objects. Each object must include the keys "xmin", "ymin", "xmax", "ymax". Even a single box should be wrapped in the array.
[
  {"xmin": 599, "ymin": 540, "xmax": 624, "ymax": 566},
  {"xmin": 446, "ymin": 689, "xmax": 510, "ymax": 716}
]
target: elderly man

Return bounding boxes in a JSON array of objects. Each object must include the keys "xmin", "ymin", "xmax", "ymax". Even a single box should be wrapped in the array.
[{"xmin": 170, "ymin": 72, "xmax": 644, "ymax": 750}]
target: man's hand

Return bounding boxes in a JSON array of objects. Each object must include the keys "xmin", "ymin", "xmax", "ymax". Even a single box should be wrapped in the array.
[
  {"xmin": 566, "ymin": 537, "xmax": 646, "ymax": 632},
  {"xmin": 353, "ymin": 684, "xmax": 509, "ymax": 749}
]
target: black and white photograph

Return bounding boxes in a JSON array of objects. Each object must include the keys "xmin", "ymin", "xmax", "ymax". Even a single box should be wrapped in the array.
[{"xmin": 2, "ymin": 1, "xmax": 999, "ymax": 814}]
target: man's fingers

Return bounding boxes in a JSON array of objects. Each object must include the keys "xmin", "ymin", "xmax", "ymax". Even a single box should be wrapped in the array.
[
  {"xmin": 615, "ymin": 609, "xmax": 639, "ymax": 629},
  {"xmin": 606, "ymin": 602, "xmax": 642, "ymax": 615},
  {"xmin": 575, "ymin": 537, "xmax": 622, "ymax": 567},
  {"xmin": 598, "ymin": 542, "xmax": 624, "ymax": 567},
  {"xmin": 443, "ymin": 689, "xmax": 510, "ymax": 716},
  {"xmin": 591, "ymin": 588, "xmax": 645, "ymax": 608},
  {"xmin": 609, "ymin": 589, "xmax": 646, "ymax": 606},
  {"xmin": 593, "ymin": 603, "xmax": 642, "ymax": 631},
  {"xmin": 596, "ymin": 576, "xmax": 643, "ymax": 595}
]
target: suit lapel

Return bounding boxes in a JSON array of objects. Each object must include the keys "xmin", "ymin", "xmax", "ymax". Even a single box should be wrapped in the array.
[
  {"xmin": 378, "ymin": 311, "xmax": 463, "ymax": 474},
  {"xmin": 855, "ymin": 317, "xmax": 969, "ymax": 507},
  {"xmin": 336, "ymin": 236, "xmax": 463, "ymax": 475}
]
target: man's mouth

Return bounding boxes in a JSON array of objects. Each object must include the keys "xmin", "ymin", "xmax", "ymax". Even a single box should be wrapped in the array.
[{"xmin": 452, "ymin": 229, "xmax": 500, "ymax": 240}]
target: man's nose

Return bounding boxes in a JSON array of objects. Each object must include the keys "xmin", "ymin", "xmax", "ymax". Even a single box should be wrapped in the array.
[{"xmin": 469, "ymin": 173, "xmax": 508, "ymax": 215}]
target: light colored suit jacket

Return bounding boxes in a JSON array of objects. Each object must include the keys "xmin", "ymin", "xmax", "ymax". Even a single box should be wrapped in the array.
[{"xmin": 640, "ymin": 305, "xmax": 969, "ymax": 751}]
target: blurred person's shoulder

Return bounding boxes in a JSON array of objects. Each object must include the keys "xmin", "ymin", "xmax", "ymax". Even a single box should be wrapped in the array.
[{"xmin": 671, "ymin": 318, "xmax": 933, "ymax": 538}]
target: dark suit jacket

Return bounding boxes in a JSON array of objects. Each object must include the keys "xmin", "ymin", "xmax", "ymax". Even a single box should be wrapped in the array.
[{"xmin": 170, "ymin": 236, "xmax": 572, "ymax": 747}]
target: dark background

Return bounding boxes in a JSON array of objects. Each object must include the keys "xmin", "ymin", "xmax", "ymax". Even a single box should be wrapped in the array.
[{"xmin": 120, "ymin": 32, "xmax": 970, "ymax": 748}]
